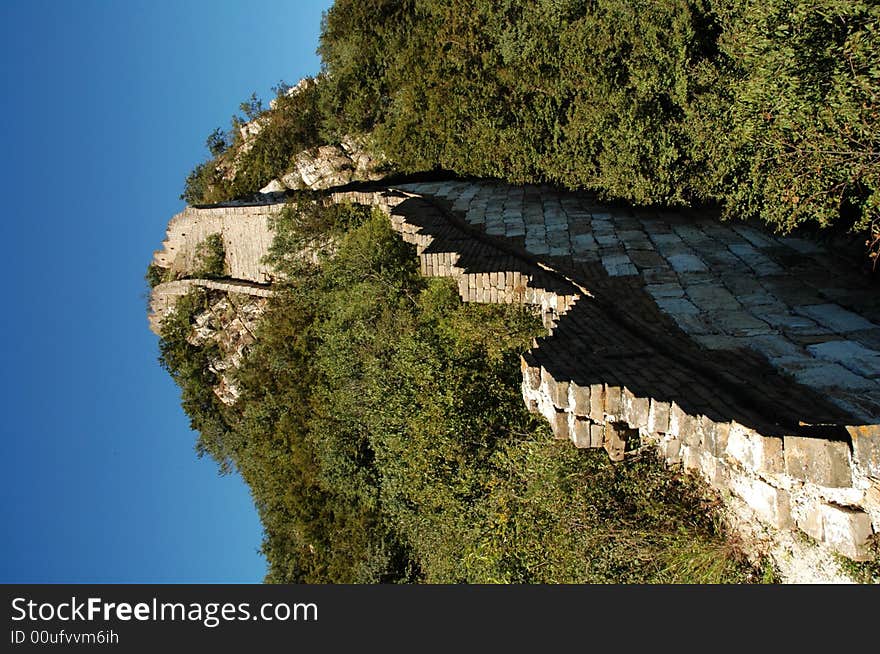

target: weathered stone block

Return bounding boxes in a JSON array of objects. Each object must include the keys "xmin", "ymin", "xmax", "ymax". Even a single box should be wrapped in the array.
[
  {"xmin": 684, "ymin": 415, "xmax": 705, "ymax": 448},
  {"xmin": 797, "ymin": 501, "xmax": 824, "ymax": 542},
  {"xmin": 621, "ymin": 388, "xmax": 650, "ymax": 431},
  {"xmin": 549, "ymin": 410, "xmax": 570, "ymax": 440},
  {"xmin": 668, "ymin": 402, "xmax": 696, "ymax": 441},
  {"xmin": 703, "ymin": 420, "xmax": 730, "ymax": 457},
  {"xmin": 660, "ymin": 435, "xmax": 681, "ymax": 465},
  {"xmin": 647, "ymin": 399, "xmax": 670, "ymax": 434},
  {"xmin": 726, "ymin": 423, "xmax": 784, "ymax": 473},
  {"xmin": 604, "ymin": 385, "xmax": 622, "ymax": 420},
  {"xmin": 521, "ymin": 357, "xmax": 541, "ymax": 391},
  {"xmin": 681, "ymin": 445, "xmax": 700, "ymax": 471},
  {"xmin": 590, "ymin": 423, "xmax": 605, "ymax": 448},
  {"xmin": 783, "ymin": 436, "xmax": 852, "ymax": 488},
  {"xmin": 847, "ymin": 425, "xmax": 880, "ymax": 479},
  {"xmin": 541, "ymin": 367, "xmax": 569, "ymax": 409},
  {"xmin": 820, "ymin": 503, "xmax": 874, "ymax": 560},
  {"xmin": 714, "ymin": 457, "xmax": 731, "ymax": 488},
  {"xmin": 571, "ymin": 417, "xmax": 591, "ymax": 448},
  {"xmin": 569, "ymin": 383, "xmax": 591, "ymax": 416},
  {"xmin": 729, "ymin": 475, "xmax": 794, "ymax": 529},
  {"xmin": 589, "ymin": 384, "xmax": 605, "ymax": 421},
  {"xmin": 604, "ymin": 423, "xmax": 628, "ymax": 461}
]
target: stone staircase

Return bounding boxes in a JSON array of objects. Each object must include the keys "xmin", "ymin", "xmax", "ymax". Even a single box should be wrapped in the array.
[{"xmin": 149, "ymin": 179, "xmax": 880, "ymax": 578}]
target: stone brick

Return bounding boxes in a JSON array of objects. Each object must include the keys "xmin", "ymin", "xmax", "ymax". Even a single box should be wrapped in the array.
[
  {"xmin": 589, "ymin": 384, "xmax": 605, "ymax": 421},
  {"xmin": 647, "ymin": 399, "xmax": 670, "ymax": 434},
  {"xmin": 569, "ymin": 383, "xmax": 591, "ymax": 416},
  {"xmin": 726, "ymin": 423, "xmax": 784, "ymax": 473},
  {"xmin": 621, "ymin": 388, "xmax": 650, "ymax": 430},
  {"xmin": 571, "ymin": 417, "xmax": 591, "ymax": 448},
  {"xmin": 660, "ymin": 436, "xmax": 682, "ymax": 465},
  {"xmin": 820, "ymin": 503, "xmax": 874, "ymax": 560},
  {"xmin": 847, "ymin": 425, "xmax": 880, "ymax": 479},
  {"xmin": 703, "ymin": 420, "xmax": 730, "ymax": 458},
  {"xmin": 797, "ymin": 501, "xmax": 824, "ymax": 542},
  {"xmin": 521, "ymin": 357, "xmax": 541, "ymax": 391},
  {"xmin": 604, "ymin": 423, "xmax": 628, "ymax": 461},
  {"xmin": 668, "ymin": 402, "xmax": 696, "ymax": 440},
  {"xmin": 550, "ymin": 410, "xmax": 570, "ymax": 440},
  {"xmin": 603, "ymin": 385, "xmax": 622, "ymax": 420},
  {"xmin": 783, "ymin": 436, "xmax": 852, "ymax": 488},
  {"xmin": 681, "ymin": 445, "xmax": 700, "ymax": 471},
  {"xmin": 729, "ymin": 475, "xmax": 794, "ymax": 529},
  {"xmin": 541, "ymin": 367, "xmax": 569, "ymax": 409},
  {"xmin": 589, "ymin": 423, "xmax": 605, "ymax": 449}
]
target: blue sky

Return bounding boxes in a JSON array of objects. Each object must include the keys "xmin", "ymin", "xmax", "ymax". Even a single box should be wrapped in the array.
[{"xmin": 0, "ymin": 0, "xmax": 333, "ymax": 583}]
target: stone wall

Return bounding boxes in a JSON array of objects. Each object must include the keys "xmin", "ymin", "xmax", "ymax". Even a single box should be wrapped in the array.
[
  {"xmin": 148, "ymin": 278, "xmax": 272, "ymax": 335},
  {"xmin": 152, "ymin": 203, "xmax": 282, "ymax": 283},
  {"xmin": 149, "ymin": 183, "xmax": 879, "ymax": 581}
]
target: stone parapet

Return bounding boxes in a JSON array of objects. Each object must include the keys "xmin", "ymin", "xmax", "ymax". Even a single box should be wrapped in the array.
[{"xmin": 150, "ymin": 180, "xmax": 879, "ymax": 578}]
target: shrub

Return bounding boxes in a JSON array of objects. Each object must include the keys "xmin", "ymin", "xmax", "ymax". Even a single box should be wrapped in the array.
[{"xmin": 193, "ymin": 233, "xmax": 226, "ymax": 279}]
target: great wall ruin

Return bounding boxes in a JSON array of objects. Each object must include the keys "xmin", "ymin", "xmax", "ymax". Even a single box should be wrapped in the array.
[{"xmin": 149, "ymin": 179, "xmax": 880, "ymax": 582}]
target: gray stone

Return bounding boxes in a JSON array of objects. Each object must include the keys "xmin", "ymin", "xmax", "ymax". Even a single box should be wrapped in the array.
[
  {"xmin": 783, "ymin": 436, "xmax": 852, "ymax": 488},
  {"xmin": 789, "ymin": 361, "xmax": 876, "ymax": 391},
  {"xmin": 569, "ymin": 382, "xmax": 591, "ymax": 416},
  {"xmin": 550, "ymin": 410, "xmax": 570, "ymax": 440},
  {"xmin": 668, "ymin": 403, "xmax": 696, "ymax": 440},
  {"xmin": 794, "ymin": 304, "xmax": 877, "ymax": 333},
  {"xmin": 744, "ymin": 334, "xmax": 803, "ymax": 361},
  {"xmin": 654, "ymin": 297, "xmax": 701, "ymax": 316},
  {"xmin": 667, "ymin": 253, "xmax": 708, "ymax": 273},
  {"xmin": 648, "ymin": 399, "xmax": 671, "ymax": 434},
  {"xmin": 726, "ymin": 424, "xmax": 784, "ymax": 473},
  {"xmin": 807, "ymin": 340, "xmax": 880, "ymax": 378},
  {"xmin": 646, "ymin": 283, "xmax": 685, "ymax": 299},
  {"xmin": 686, "ymin": 286, "xmax": 741, "ymax": 312},
  {"xmin": 602, "ymin": 254, "xmax": 638, "ymax": 277},
  {"xmin": 604, "ymin": 385, "xmax": 622, "ymax": 420},
  {"xmin": 714, "ymin": 310, "xmax": 774, "ymax": 337},
  {"xmin": 681, "ymin": 445, "xmax": 700, "ymax": 471},
  {"xmin": 661, "ymin": 436, "xmax": 682, "ymax": 464},
  {"xmin": 541, "ymin": 367, "xmax": 569, "ymax": 409}
]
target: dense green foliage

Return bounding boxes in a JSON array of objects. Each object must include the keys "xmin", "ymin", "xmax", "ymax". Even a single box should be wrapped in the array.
[
  {"xmin": 145, "ymin": 263, "xmax": 169, "ymax": 289},
  {"xmin": 183, "ymin": 1, "xmax": 878, "ymax": 243},
  {"xmin": 182, "ymin": 79, "xmax": 325, "ymax": 205},
  {"xmin": 317, "ymin": 0, "xmax": 879, "ymax": 235},
  {"xmin": 193, "ymin": 233, "xmax": 227, "ymax": 279},
  {"xmin": 159, "ymin": 202, "xmax": 754, "ymax": 583},
  {"xmin": 158, "ymin": 289, "xmax": 237, "ymax": 473}
]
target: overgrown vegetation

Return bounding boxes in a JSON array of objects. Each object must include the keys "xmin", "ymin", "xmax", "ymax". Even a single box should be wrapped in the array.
[
  {"xmin": 181, "ymin": 79, "xmax": 324, "ymax": 205},
  {"xmin": 836, "ymin": 536, "xmax": 880, "ymax": 583},
  {"xmin": 193, "ymin": 233, "xmax": 227, "ymax": 279},
  {"xmin": 159, "ymin": 201, "xmax": 755, "ymax": 583},
  {"xmin": 181, "ymin": 0, "xmax": 878, "ymax": 256},
  {"xmin": 145, "ymin": 263, "xmax": 170, "ymax": 289}
]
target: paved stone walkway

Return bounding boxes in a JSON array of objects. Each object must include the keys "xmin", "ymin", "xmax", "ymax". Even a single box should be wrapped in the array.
[
  {"xmin": 397, "ymin": 181, "xmax": 880, "ymax": 425},
  {"xmin": 150, "ymin": 178, "xmax": 880, "ymax": 571}
]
